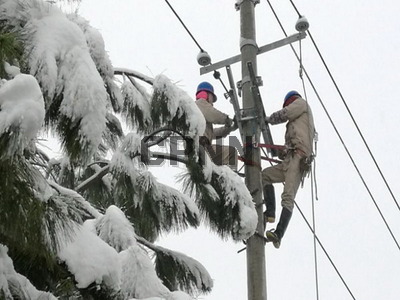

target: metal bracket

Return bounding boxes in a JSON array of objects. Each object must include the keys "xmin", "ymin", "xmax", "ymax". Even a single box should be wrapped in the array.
[
  {"xmin": 236, "ymin": 76, "xmax": 250, "ymax": 96},
  {"xmin": 235, "ymin": 0, "xmax": 260, "ymax": 10},
  {"xmin": 237, "ymin": 75, "xmax": 262, "ymax": 96},
  {"xmin": 200, "ymin": 32, "xmax": 306, "ymax": 75},
  {"xmin": 240, "ymin": 38, "xmax": 258, "ymax": 50}
]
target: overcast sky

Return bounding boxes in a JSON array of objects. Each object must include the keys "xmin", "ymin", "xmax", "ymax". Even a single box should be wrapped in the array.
[{"xmin": 77, "ymin": 1, "xmax": 400, "ymax": 299}]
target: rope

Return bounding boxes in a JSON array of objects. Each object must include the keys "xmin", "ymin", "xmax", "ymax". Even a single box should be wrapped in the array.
[
  {"xmin": 298, "ymin": 32, "xmax": 320, "ymax": 299},
  {"xmin": 238, "ymin": 156, "xmax": 262, "ymax": 170},
  {"xmin": 265, "ymin": 0, "xmax": 400, "ymax": 252},
  {"xmin": 310, "ymin": 169, "xmax": 320, "ymax": 300}
]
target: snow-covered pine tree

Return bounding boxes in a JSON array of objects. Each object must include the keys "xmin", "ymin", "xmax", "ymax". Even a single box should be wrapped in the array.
[{"xmin": 0, "ymin": 0, "xmax": 257, "ymax": 299}]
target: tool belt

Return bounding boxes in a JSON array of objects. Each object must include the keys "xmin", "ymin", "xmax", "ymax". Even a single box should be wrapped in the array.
[
  {"xmin": 300, "ymin": 154, "xmax": 314, "ymax": 174},
  {"xmin": 286, "ymin": 147, "xmax": 314, "ymax": 177}
]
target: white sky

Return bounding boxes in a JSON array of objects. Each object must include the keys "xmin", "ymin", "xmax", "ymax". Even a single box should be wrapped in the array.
[{"xmin": 77, "ymin": 1, "xmax": 400, "ymax": 299}]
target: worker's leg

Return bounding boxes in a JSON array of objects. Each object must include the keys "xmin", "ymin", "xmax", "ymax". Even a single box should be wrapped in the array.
[
  {"xmin": 261, "ymin": 164, "xmax": 284, "ymax": 225},
  {"xmin": 281, "ymin": 153, "xmax": 303, "ymax": 212},
  {"xmin": 266, "ymin": 154, "xmax": 303, "ymax": 248},
  {"xmin": 263, "ymin": 184, "xmax": 276, "ymax": 223},
  {"xmin": 261, "ymin": 163, "xmax": 285, "ymax": 185}
]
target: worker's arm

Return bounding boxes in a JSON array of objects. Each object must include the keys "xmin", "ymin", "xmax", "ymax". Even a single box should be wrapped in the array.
[
  {"xmin": 196, "ymin": 100, "xmax": 229, "ymax": 124},
  {"xmin": 213, "ymin": 125, "xmax": 233, "ymax": 138},
  {"xmin": 267, "ymin": 98, "xmax": 308, "ymax": 125}
]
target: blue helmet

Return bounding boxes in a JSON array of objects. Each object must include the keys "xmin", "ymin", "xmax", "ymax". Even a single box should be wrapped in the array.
[
  {"xmin": 196, "ymin": 81, "xmax": 217, "ymax": 102},
  {"xmin": 284, "ymin": 90, "xmax": 301, "ymax": 102}
]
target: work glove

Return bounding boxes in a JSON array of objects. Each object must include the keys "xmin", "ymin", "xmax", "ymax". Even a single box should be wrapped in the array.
[
  {"xmin": 277, "ymin": 147, "xmax": 287, "ymax": 160},
  {"xmin": 230, "ymin": 115, "xmax": 239, "ymax": 131},
  {"xmin": 225, "ymin": 116, "xmax": 233, "ymax": 127}
]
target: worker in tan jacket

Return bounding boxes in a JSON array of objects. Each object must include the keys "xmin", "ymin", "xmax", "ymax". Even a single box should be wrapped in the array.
[
  {"xmin": 195, "ymin": 82, "xmax": 238, "ymax": 170},
  {"xmin": 262, "ymin": 90, "xmax": 315, "ymax": 248}
]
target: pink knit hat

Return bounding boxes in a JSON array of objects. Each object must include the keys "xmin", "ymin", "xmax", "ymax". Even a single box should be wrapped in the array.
[{"xmin": 196, "ymin": 91, "xmax": 208, "ymax": 100}]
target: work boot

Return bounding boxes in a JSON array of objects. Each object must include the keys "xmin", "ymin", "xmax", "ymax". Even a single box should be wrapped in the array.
[
  {"xmin": 263, "ymin": 184, "xmax": 276, "ymax": 224},
  {"xmin": 266, "ymin": 207, "xmax": 292, "ymax": 249}
]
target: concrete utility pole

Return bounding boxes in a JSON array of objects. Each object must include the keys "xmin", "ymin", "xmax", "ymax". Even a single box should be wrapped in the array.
[{"xmin": 239, "ymin": 1, "xmax": 266, "ymax": 299}]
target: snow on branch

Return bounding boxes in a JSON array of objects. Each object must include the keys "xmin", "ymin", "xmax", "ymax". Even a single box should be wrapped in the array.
[
  {"xmin": 136, "ymin": 236, "xmax": 213, "ymax": 296},
  {"xmin": 58, "ymin": 221, "xmax": 122, "ymax": 290},
  {"xmin": 136, "ymin": 171, "xmax": 200, "ymax": 231},
  {"xmin": 68, "ymin": 14, "xmax": 123, "ymax": 111},
  {"xmin": 95, "ymin": 205, "xmax": 137, "ymax": 253},
  {"xmin": 181, "ymin": 155, "xmax": 257, "ymax": 241},
  {"xmin": 0, "ymin": 0, "xmax": 110, "ymax": 163},
  {"xmin": 0, "ymin": 244, "xmax": 57, "ymax": 300},
  {"xmin": 151, "ymin": 75, "xmax": 205, "ymax": 141},
  {"xmin": 121, "ymin": 76, "xmax": 152, "ymax": 131},
  {"xmin": 0, "ymin": 70, "xmax": 45, "ymax": 159}
]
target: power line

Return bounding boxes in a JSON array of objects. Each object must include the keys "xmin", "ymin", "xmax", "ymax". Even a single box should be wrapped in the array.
[
  {"xmin": 288, "ymin": 0, "xmax": 400, "ymax": 213},
  {"xmin": 295, "ymin": 201, "xmax": 357, "ymax": 300},
  {"xmin": 264, "ymin": 0, "xmax": 400, "ymax": 252},
  {"xmin": 164, "ymin": 0, "xmax": 204, "ymax": 52},
  {"xmin": 163, "ymin": 0, "xmax": 231, "ymax": 101}
]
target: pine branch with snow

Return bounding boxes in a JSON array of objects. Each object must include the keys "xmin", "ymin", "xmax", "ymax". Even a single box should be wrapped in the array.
[
  {"xmin": 0, "ymin": 32, "xmax": 23, "ymax": 78},
  {"xmin": 181, "ymin": 156, "xmax": 257, "ymax": 241},
  {"xmin": 152, "ymin": 243, "xmax": 213, "ymax": 295},
  {"xmin": 109, "ymin": 137, "xmax": 200, "ymax": 241},
  {"xmin": 0, "ymin": 68, "xmax": 45, "ymax": 159},
  {"xmin": 0, "ymin": 245, "xmax": 58, "ymax": 300},
  {"xmin": 0, "ymin": 0, "xmax": 257, "ymax": 298},
  {"xmin": 151, "ymin": 75, "xmax": 205, "ymax": 143},
  {"xmin": 121, "ymin": 77, "xmax": 152, "ymax": 132},
  {"xmin": 0, "ymin": 0, "xmax": 116, "ymax": 164}
]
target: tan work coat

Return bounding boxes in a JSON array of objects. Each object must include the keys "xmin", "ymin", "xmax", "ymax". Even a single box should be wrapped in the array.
[
  {"xmin": 195, "ymin": 98, "xmax": 231, "ymax": 143},
  {"xmin": 268, "ymin": 97, "xmax": 315, "ymax": 156},
  {"xmin": 262, "ymin": 97, "xmax": 315, "ymax": 211}
]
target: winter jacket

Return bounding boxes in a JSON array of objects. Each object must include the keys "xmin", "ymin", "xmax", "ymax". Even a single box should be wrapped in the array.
[
  {"xmin": 268, "ymin": 97, "xmax": 315, "ymax": 156},
  {"xmin": 195, "ymin": 98, "xmax": 231, "ymax": 144}
]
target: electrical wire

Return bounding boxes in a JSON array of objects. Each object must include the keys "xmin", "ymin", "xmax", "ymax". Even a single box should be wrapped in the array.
[
  {"xmin": 295, "ymin": 201, "xmax": 357, "ymax": 300},
  {"xmin": 163, "ymin": 0, "xmax": 233, "ymax": 109},
  {"xmin": 265, "ymin": 0, "xmax": 400, "ymax": 252},
  {"xmin": 288, "ymin": 0, "xmax": 400, "ymax": 213},
  {"xmin": 164, "ymin": 0, "xmax": 204, "ymax": 52}
]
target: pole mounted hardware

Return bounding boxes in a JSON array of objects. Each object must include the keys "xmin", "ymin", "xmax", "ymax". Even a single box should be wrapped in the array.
[
  {"xmin": 247, "ymin": 61, "xmax": 277, "ymax": 157},
  {"xmin": 199, "ymin": 32, "xmax": 306, "ymax": 75},
  {"xmin": 295, "ymin": 16, "xmax": 309, "ymax": 32},
  {"xmin": 235, "ymin": 0, "xmax": 260, "ymax": 11},
  {"xmin": 197, "ymin": 50, "xmax": 212, "ymax": 66}
]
